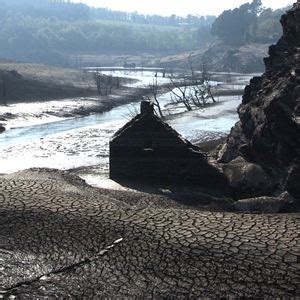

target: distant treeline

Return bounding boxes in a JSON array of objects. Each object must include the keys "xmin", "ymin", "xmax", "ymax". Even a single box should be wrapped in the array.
[
  {"xmin": 0, "ymin": 0, "xmax": 290, "ymax": 66},
  {"xmin": 212, "ymin": 0, "xmax": 289, "ymax": 46},
  {"xmin": 0, "ymin": 0, "xmax": 216, "ymax": 26},
  {"xmin": 0, "ymin": 0, "xmax": 214, "ymax": 64},
  {"xmin": 91, "ymin": 8, "xmax": 215, "ymax": 27}
]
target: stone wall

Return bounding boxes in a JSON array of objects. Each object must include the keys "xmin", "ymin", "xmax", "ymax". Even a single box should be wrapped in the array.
[{"xmin": 110, "ymin": 102, "xmax": 229, "ymax": 194}]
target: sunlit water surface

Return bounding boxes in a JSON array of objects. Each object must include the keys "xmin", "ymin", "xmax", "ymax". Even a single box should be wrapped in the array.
[{"xmin": 0, "ymin": 71, "xmax": 252, "ymax": 177}]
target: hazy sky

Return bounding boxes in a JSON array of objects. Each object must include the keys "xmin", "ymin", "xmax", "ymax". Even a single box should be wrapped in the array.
[{"xmin": 72, "ymin": 0, "xmax": 295, "ymax": 16}]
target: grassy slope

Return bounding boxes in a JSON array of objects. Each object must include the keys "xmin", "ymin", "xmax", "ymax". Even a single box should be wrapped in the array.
[
  {"xmin": 0, "ymin": 60, "xmax": 98, "ymax": 103},
  {"xmin": 0, "ymin": 60, "xmax": 96, "ymax": 88}
]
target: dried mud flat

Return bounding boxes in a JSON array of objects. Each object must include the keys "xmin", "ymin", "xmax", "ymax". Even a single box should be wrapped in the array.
[{"xmin": 0, "ymin": 168, "xmax": 299, "ymax": 298}]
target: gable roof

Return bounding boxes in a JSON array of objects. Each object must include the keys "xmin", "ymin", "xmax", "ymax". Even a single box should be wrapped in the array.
[{"xmin": 111, "ymin": 111, "xmax": 201, "ymax": 152}]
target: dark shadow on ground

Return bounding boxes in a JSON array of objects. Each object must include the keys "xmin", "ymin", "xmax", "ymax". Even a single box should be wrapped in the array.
[{"xmin": 111, "ymin": 177, "xmax": 234, "ymax": 211}]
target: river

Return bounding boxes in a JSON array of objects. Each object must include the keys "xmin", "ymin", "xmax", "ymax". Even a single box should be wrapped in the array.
[{"xmin": 0, "ymin": 70, "xmax": 253, "ymax": 184}]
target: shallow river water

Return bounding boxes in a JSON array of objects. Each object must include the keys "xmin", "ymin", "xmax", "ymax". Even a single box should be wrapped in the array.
[{"xmin": 0, "ymin": 71, "xmax": 253, "ymax": 178}]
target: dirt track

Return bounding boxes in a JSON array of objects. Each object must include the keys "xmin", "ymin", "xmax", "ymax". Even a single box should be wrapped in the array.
[{"xmin": 0, "ymin": 169, "xmax": 299, "ymax": 298}]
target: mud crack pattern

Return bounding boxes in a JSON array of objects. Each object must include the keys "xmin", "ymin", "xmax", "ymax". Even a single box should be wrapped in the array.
[{"xmin": 0, "ymin": 170, "xmax": 299, "ymax": 298}]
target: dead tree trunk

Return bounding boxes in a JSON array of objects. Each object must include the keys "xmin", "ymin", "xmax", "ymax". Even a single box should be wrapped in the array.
[
  {"xmin": 0, "ymin": 79, "xmax": 7, "ymax": 105},
  {"xmin": 148, "ymin": 78, "xmax": 164, "ymax": 118},
  {"xmin": 94, "ymin": 73, "xmax": 102, "ymax": 95}
]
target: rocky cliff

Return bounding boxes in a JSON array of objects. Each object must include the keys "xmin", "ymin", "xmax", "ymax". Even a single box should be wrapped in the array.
[{"xmin": 219, "ymin": 2, "xmax": 300, "ymax": 200}]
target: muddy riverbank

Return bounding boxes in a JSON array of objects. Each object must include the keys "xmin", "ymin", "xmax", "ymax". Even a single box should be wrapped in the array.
[{"xmin": 0, "ymin": 71, "xmax": 252, "ymax": 179}]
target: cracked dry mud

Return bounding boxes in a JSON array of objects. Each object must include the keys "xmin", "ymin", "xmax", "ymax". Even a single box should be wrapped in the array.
[{"xmin": 0, "ymin": 169, "xmax": 299, "ymax": 298}]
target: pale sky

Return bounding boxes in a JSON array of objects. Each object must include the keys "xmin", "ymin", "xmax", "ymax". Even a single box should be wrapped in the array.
[{"xmin": 72, "ymin": 0, "xmax": 295, "ymax": 16}]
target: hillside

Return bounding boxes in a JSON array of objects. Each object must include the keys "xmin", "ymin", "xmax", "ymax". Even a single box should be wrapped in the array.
[
  {"xmin": 0, "ymin": 0, "xmax": 213, "ymax": 66},
  {"xmin": 0, "ymin": 61, "xmax": 97, "ymax": 104},
  {"xmin": 149, "ymin": 2, "xmax": 290, "ymax": 73},
  {"xmin": 151, "ymin": 43, "xmax": 269, "ymax": 73}
]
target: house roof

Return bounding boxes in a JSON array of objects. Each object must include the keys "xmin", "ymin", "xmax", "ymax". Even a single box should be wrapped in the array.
[{"xmin": 111, "ymin": 110, "xmax": 201, "ymax": 152}]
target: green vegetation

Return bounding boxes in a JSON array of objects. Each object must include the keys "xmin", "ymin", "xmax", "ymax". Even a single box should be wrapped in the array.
[
  {"xmin": 0, "ymin": 0, "xmax": 290, "ymax": 67},
  {"xmin": 211, "ymin": 0, "xmax": 289, "ymax": 46},
  {"xmin": 0, "ymin": 0, "xmax": 214, "ymax": 65},
  {"xmin": 255, "ymin": 8, "xmax": 285, "ymax": 43}
]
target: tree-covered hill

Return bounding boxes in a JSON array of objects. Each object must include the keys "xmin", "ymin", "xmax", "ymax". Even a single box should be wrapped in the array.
[
  {"xmin": 0, "ymin": 0, "xmax": 214, "ymax": 65},
  {"xmin": 211, "ymin": 0, "xmax": 289, "ymax": 46},
  {"xmin": 0, "ymin": 0, "xmax": 291, "ymax": 70},
  {"xmin": 197, "ymin": 0, "xmax": 291, "ymax": 73}
]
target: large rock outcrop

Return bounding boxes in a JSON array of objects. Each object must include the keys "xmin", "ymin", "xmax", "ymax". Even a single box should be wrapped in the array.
[{"xmin": 219, "ymin": 2, "xmax": 300, "ymax": 199}]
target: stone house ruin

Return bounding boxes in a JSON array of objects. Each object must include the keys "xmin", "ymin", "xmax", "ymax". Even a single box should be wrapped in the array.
[{"xmin": 110, "ymin": 101, "xmax": 229, "ymax": 191}]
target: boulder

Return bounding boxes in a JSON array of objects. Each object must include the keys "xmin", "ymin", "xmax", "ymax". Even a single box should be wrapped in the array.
[{"xmin": 222, "ymin": 156, "xmax": 273, "ymax": 199}]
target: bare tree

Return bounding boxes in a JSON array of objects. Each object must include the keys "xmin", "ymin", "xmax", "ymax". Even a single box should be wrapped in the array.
[
  {"xmin": 167, "ymin": 76, "xmax": 192, "ymax": 111},
  {"xmin": 0, "ymin": 78, "xmax": 7, "ymax": 106},
  {"xmin": 166, "ymin": 57, "xmax": 216, "ymax": 111},
  {"xmin": 93, "ymin": 73, "xmax": 121, "ymax": 96},
  {"xmin": 146, "ymin": 77, "xmax": 164, "ymax": 118},
  {"xmin": 94, "ymin": 72, "xmax": 102, "ymax": 95}
]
